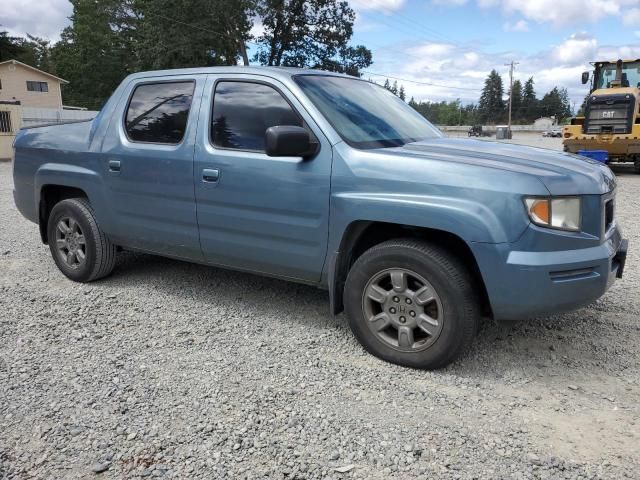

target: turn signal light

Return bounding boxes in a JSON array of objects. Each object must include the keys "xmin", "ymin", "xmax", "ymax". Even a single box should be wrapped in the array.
[{"xmin": 524, "ymin": 197, "xmax": 581, "ymax": 232}]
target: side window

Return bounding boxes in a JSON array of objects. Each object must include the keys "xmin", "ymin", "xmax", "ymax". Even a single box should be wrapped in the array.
[
  {"xmin": 125, "ymin": 81, "xmax": 194, "ymax": 144},
  {"xmin": 26, "ymin": 81, "xmax": 48, "ymax": 92},
  {"xmin": 211, "ymin": 81, "xmax": 303, "ymax": 151}
]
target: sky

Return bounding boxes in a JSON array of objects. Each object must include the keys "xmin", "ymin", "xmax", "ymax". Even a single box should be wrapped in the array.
[{"xmin": 2, "ymin": 0, "xmax": 640, "ymax": 107}]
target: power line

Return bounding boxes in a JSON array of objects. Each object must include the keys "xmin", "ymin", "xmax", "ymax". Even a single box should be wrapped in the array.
[
  {"xmin": 356, "ymin": 10, "xmax": 454, "ymax": 46},
  {"xmin": 387, "ymin": 10, "xmax": 456, "ymax": 44},
  {"xmin": 362, "ymin": 70, "xmax": 482, "ymax": 92},
  {"xmin": 143, "ymin": 11, "xmax": 259, "ymax": 46}
]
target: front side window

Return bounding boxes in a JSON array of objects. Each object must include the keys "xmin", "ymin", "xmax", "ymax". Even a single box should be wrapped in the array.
[
  {"xmin": 294, "ymin": 75, "xmax": 441, "ymax": 149},
  {"xmin": 211, "ymin": 81, "xmax": 302, "ymax": 151},
  {"xmin": 26, "ymin": 81, "xmax": 48, "ymax": 92},
  {"xmin": 125, "ymin": 81, "xmax": 194, "ymax": 144}
]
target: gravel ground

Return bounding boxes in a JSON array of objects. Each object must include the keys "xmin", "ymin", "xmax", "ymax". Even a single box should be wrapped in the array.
[{"xmin": 1, "ymin": 145, "xmax": 639, "ymax": 479}]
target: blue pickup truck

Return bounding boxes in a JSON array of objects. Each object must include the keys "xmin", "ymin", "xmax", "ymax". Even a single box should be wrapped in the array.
[{"xmin": 12, "ymin": 67, "xmax": 628, "ymax": 369}]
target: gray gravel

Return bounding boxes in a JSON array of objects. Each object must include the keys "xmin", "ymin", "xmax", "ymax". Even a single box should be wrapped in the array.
[{"xmin": 1, "ymin": 157, "xmax": 639, "ymax": 479}]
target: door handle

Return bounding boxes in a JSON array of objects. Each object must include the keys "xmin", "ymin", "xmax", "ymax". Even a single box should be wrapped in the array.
[
  {"xmin": 202, "ymin": 168, "xmax": 220, "ymax": 183},
  {"xmin": 108, "ymin": 160, "xmax": 121, "ymax": 173}
]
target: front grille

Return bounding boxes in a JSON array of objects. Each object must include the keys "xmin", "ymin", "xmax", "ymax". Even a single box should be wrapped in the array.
[
  {"xmin": 584, "ymin": 94, "xmax": 635, "ymax": 135},
  {"xmin": 604, "ymin": 199, "xmax": 614, "ymax": 232}
]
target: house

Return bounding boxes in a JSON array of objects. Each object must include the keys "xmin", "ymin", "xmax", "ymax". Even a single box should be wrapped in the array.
[{"xmin": 0, "ymin": 59, "xmax": 68, "ymax": 109}]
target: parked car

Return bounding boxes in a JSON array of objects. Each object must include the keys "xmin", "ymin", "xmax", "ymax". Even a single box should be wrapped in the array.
[
  {"xmin": 542, "ymin": 128, "xmax": 562, "ymax": 137},
  {"xmin": 12, "ymin": 67, "xmax": 628, "ymax": 369}
]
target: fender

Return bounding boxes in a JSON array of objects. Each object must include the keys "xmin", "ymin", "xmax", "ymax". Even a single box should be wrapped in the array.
[
  {"xmin": 331, "ymin": 192, "xmax": 516, "ymax": 244},
  {"xmin": 34, "ymin": 163, "xmax": 118, "ymax": 239},
  {"xmin": 323, "ymin": 192, "xmax": 530, "ymax": 315}
]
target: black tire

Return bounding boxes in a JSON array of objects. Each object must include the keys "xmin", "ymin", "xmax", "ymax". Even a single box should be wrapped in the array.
[
  {"xmin": 635, "ymin": 158, "xmax": 640, "ymax": 174},
  {"xmin": 344, "ymin": 239, "xmax": 480, "ymax": 369},
  {"xmin": 47, "ymin": 198, "xmax": 117, "ymax": 282}
]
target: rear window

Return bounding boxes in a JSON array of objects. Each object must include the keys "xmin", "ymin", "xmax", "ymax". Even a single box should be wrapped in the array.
[{"xmin": 125, "ymin": 81, "xmax": 195, "ymax": 144}]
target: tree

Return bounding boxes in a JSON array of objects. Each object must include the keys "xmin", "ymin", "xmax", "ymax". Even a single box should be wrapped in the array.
[
  {"xmin": 478, "ymin": 69, "xmax": 504, "ymax": 123},
  {"xmin": 398, "ymin": 85, "xmax": 406, "ymax": 101},
  {"xmin": 521, "ymin": 77, "xmax": 538, "ymax": 122},
  {"xmin": 0, "ymin": 31, "xmax": 52, "ymax": 70},
  {"xmin": 539, "ymin": 87, "xmax": 572, "ymax": 123},
  {"xmin": 409, "ymin": 98, "xmax": 479, "ymax": 126},
  {"xmin": 49, "ymin": 0, "xmax": 254, "ymax": 108},
  {"xmin": 315, "ymin": 45, "xmax": 372, "ymax": 77},
  {"xmin": 509, "ymin": 79, "xmax": 522, "ymax": 122},
  {"xmin": 383, "ymin": 79, "xmax": 391, "ymax": 91},
  {"xmin": 0, "ymin": 31, "xmax": 26, "ymax": 62},
  {"xmin": 254, "ymin": 0, "xmax": 371, "ymax": 72},
  {"xmin": 134, "ymin": 0, "xmax": 252, "ymax": 70},
  {"xmin": 50, "ymin": 0, "xmax": 133, "ymax": 109}
]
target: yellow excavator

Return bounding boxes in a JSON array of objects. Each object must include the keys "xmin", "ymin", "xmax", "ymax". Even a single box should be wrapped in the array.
[{"xmin": 563, "ymin": 59, "xmax": 640, "ymax": 173}]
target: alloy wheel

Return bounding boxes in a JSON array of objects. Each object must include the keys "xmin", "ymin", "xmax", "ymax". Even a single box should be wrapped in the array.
[{"xmin": 362, "ymin": 268, "xmax": 444, "ymax": 352}]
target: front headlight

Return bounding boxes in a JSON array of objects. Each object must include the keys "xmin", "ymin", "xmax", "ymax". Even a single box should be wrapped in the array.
[{"xmin": 524, "ymin": 197, "xmax": 581, "ymax": 231}]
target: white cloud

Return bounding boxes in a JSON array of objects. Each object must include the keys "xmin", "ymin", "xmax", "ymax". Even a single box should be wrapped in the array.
[
  {"xmin": 432, "ymin": 0, "xmax": 468, "ymax": 5},
  {"xmin": 349, "ymin": 0, "xmax": 406, "ymax": 13},
  {"xmin": 373, "ymin": 31, "xmax": 640, "ymax": 106},
  {"xmin": 550, "ymin": 32, "xmax": 598, "ymax": 64},
  {"xmin": 622, "ymin": 8, "xmax": 640, "ymax": 25},
  {"xmin": 503, "ymin": 20, "xmax": 529, "ymax": 32},
  {"xmin": 441, "ymin": 0, "xmax": 639, "ymax": 26},
  {"xmin": 1, "ymin": 0, "xmax": 72, "ymax": 41}
]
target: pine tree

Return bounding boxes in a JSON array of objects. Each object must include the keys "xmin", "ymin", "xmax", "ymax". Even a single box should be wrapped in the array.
[
  {"xmin": 522, "ymin": 77, "xmax": 538, "ymax": 123},
  {"xmin": 398, "ymin": 85, "xmax": 406, "ymax": 101},
  {"xmin": 509, "ymin": 79, "xmax": 523, "ymax": 123},
  {"xmin": 540, "ymin": 87, "xmax": 572, "ymax": 123},
  {"xmin": 391, "ymin": 80, "xmax": 398, "ymax": 95},
  {"xmin": 478, "ymin": 70, "xmax": 505, "ymax": 123},
  {"xmin": 383, "ymin": 79, "xmax": 391, "ymax": 91}
]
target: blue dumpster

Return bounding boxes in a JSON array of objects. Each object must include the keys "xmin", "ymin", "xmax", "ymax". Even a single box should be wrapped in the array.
[{"xmin": 577, "ymin": 150, "xmax": 608, "ymax": 163}]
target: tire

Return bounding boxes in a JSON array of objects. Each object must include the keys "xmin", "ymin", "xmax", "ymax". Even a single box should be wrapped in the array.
[
  {"xmin": 635, "ymin": 158, "xmax": 640, "ymax": 174},
  {"xmin": 47, "ymin": 198, "xmax": 117, "ymax": 282},
  {"xmin": 344, "ymin": 239, "xmax": 480, "ymax": 369}
]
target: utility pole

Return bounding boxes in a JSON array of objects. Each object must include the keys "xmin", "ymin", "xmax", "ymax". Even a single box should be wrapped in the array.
[{"xmin": 504, "ymin": 60, "xmax": 519, "ymax": 138}]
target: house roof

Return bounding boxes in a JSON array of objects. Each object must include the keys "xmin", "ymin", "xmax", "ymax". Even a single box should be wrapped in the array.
[{"xmin": 0, "ymin": 59, "xmax": 69, "ymax": 84}]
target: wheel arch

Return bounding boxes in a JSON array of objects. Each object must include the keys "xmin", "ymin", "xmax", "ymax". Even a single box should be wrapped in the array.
[
  {"xmin": 328, "ymin": 220, "xmax": 492, "ymax": 318},
  {"xmin": 34, "ymin": 163, "xmax": 111, "ymax": 244},
  {"xmin": 38, "ymin": 184, "xmax": 89, "ymax": 244}
]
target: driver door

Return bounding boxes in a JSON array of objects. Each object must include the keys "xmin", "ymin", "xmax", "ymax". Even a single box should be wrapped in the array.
[{"xmin": 193, "ymin": 75, "xmax": 332, "ymax": 282}]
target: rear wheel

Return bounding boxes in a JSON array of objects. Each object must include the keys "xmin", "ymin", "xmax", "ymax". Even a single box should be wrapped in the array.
[
  {"xmin": 47, "ymin": 198, "xmax": 117, "ymax": 282},
  {"xmin": 344, "ymin": 239, "xmax": 480, "ymax": 369},
  {"xmin": 635, "ymin": 157, "xmax": 640, "ymax": 174}
]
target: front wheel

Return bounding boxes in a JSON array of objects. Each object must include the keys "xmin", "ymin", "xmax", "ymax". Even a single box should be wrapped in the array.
[
  {"xmin": 47, "ymin": 198, "xmax": 117, "ymax": 282},
  {"xmin": 344, "ymin": 239, "xmax": 480, "ymax": 369},
  {"xmin": 635, "ymin": 157, "xmax": 640, "ymax": 174}
]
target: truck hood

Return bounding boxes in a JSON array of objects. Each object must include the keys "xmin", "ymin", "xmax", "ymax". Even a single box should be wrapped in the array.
[{"xmin": 387, "ymin": 137, "xmax": 616, "ymax": 195}]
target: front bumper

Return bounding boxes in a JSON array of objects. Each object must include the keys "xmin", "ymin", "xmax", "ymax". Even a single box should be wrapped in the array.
[{"xmin": 472, "ymin": 226, "xmax": 628, "ymax": 321}]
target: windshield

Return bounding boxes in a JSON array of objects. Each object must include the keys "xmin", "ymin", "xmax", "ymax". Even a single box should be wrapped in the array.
[
  {"xmin": 294, "ymin": 75, "xmax": 442, "ymax": 149},
  {"xmin": 595, "ymin": 61, "xmax": 640, "ymax": 89}
]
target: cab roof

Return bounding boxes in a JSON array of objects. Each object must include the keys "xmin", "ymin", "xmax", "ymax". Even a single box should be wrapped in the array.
[{"xmin": 126, "ymin": 66, "xmax": 353, "ymax": 83}]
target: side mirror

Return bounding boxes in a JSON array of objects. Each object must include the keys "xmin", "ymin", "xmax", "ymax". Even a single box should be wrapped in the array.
[
  {"xmin": 265, "ymin": 125, "xmax": 319, "ymax": 158},
  {"xmin": 581, "ymin": 71, "xmax": 590, "ymax": 84}
]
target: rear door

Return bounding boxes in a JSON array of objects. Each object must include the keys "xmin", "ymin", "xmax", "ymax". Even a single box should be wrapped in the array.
[
  {"xmin": 193, "ymin": 74, "xmax": 332, "ymax": 281},
  {"xmin": 101, "ymin": 75, "xmax": 205, "ymax": 259}
]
